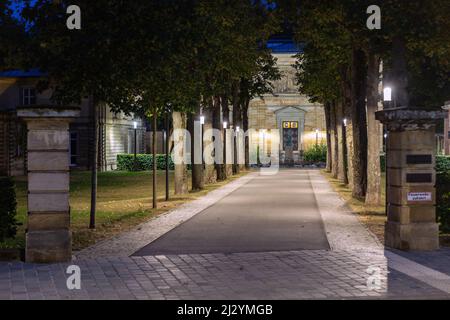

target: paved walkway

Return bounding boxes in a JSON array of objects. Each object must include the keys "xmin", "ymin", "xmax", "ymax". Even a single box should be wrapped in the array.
[
  {"xmin": 134, "ymin": 170, "xmax": 329, "ymax": 255},
  {"xmin": 1, "ymin": 169, "xmax": 450, "ymax": 300}
]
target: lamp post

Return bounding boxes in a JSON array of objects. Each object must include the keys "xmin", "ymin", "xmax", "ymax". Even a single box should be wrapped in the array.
[
  {"xmin": 133, "ymin": 121, "xmax": 137, "ymax": 171},
  {"xmin": 315, "ymin": 128, "xmax": 319, "ymax": 146},
  {"xmin": 165, "ymin": 105, "xmax": 171, "ymax": 201},
  {"xmin": 200, "ymin": 115, "xmax": 205, "ymax": 168},
  {"xmin": 342, "ymin": 118, "xmax": 349, "ymax": 184},
  {"xmin": 260, "ymin": 129, "xmax": 266, "ymax": 166},
  {"xmin": 234, "ymin": 126, "xmax": 240, "ymax": 174},
  {"xmin": 383, "ymin": 87, "xmax": 392, "ymax": 216},
  {"xmin": 223, "ymin": 121, "xmax": 228, "ymax": 167}
]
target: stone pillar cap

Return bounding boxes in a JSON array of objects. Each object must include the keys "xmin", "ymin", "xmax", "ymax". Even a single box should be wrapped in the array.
[
  {"xmin": 376, "ymin": 107, "xmax": 446, "ymax": 131},
  {"xmin": 376, "ymin": 107, "xmax": 446, "ymax": 124},
  {"xmin": 17, "ymin": 106, "xmax": 81, "ymax": 119}
]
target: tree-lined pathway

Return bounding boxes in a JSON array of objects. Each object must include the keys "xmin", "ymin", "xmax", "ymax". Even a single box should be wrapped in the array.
[
  {"xmin": 134, "ymin": 170, "xmax": 329, "ymax": 256},
  {"xmin": 1, "ymin": 170, "xmax": 450, "ymax": 300}
]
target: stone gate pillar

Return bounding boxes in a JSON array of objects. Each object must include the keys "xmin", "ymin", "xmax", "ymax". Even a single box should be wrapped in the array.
[
  {"xmin": 18, "ymin": 107, "xmax": 80, "ymax": 263},
  {"xmin": 376, "ymin": 107, "xmax": 446, "ymax": 251}
]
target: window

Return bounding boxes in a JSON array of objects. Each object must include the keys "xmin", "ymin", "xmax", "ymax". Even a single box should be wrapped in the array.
[
  {"xmin": 69, "ymin": 132, "xmax": 78, "ymax": 166},
  {"xmin": 282, "ymin": 121, "xmax": 299, "ymax": 129},
  {"xmin": 22, "ymin": 88, "xmax": 37, "ymax": 106}
]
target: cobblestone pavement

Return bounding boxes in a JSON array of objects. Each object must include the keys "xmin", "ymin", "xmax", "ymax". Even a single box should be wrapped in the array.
[
  {"xmin": 1, "ymin": 169, "xmax": 450, "ymax": 300},
  {"xmin": 1, "ymin": 249, "xmax": 449, "ymax": 300}
]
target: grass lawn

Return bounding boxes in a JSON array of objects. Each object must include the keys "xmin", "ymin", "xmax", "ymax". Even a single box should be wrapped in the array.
[
  {"xmin": 322, "ymin": 171, "xmax": 387, "ymax": 244},
  {"xmin": 1, "ymin": 170, "xmax": 249, "ymax": 251}
]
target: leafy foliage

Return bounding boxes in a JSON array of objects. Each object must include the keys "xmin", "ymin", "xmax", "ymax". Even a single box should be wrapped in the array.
[
  {"xmin": 0, "ymin": 177, "xmax": 18, "ymax": 242},
  {"xmin": 303, "ymin": 144, "xmax": 327, "ymax": 164},
  {"xmin": 437, "ymin": 172, "xmax": 450, "ymax": 233},
  {"xmin": 0, "ymin": 0, "xmax": 25, "ymax": 70},
  {"xmin": 117, "ymin": 154, "xmax": 174, "ymax": 172}
]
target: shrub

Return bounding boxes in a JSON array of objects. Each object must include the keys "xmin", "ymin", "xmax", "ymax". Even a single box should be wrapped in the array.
[
  {"xmin": 0, "ymin": 177, "xmax": 18, "ymax": 242},
  {"xmin": 436, "ymin": 155, "xmax": 450, "ymax": 174},
  {"xmin": 380, "ymin": 153, "xmax": 386, "ymax": 172},
  {"xmin": 303, "ymin": 144, "xmax": 327, "ymax": 163},
  {"xmin": 437, "ymin": 172, "xmax": 450, "ymax": 233},
  {"xmin": 117, "ymin": 154, "xmax": 175, "ymax": 171}
]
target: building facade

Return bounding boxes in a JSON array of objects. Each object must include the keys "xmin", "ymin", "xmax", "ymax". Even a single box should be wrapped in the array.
[
  {"xmin": 248, "ymin": 52, "xmax": 326, "ymax": 166},
  {"xmin": 0, "ymin": 71, "xmax": 146, "ymax": 176}
]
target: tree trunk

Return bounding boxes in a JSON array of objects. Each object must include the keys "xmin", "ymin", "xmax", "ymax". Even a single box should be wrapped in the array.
[
  {"xmin": 173, "ymin": 111, "xmax": 188, "ymax": 194},
  {"xmin": 342, "ymin": 71, "xmax": 354, "ymax": 189},
  {"xmin": 350, "ymin": 47, "xmax": 368, "ymax": 199},
  {"xmin": 242, "ymin": 99, "xmax": 250, "ymax": 169},
  {"xmin": 188, "ymin": 105, "xmax": 204, "ymax": 191},
  {"xmin": 324, "ymin": 102, "xmax": 332, "ymax": 172},
  {"xmin": 213, "ymin": 96, "xmax": 226, "ymax": 181},
  {"xmin": 89, "ymin": 99, "xmax": 98, "ymax": 229},
  {"xmin": 365, "ymin": 53, "xmax": 382, "ymax": 205},
  {"xmin": 330, "ymin": 101, "xmax": 338, "ymax": 178}
]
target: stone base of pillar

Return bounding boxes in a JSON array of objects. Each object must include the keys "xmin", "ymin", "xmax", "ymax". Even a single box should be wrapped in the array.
[
  {"xmin": 385, "ymin": 221, "xmax": 439, "ymax": 251},
  {"xmin": 26, "ymin": 230, "xmax": 72, "ymax": 263}
]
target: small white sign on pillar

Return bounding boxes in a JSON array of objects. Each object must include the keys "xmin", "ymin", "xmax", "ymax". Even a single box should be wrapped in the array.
[{"xmin": 407, "ymin": 192, "xmax": 432, "ymax": 202}]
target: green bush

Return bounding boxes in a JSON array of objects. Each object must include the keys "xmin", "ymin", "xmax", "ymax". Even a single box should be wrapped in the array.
[
  {"xmin": 436, "ymin": 155, "xmax": 450, "ymax": 174},
  {"xmin": 117, "ymin": 154, "xmax": 174, "ymax": 171},
  {"xmin": 303, "ymin": 144, "xmax": 327, "ymax": 163},
  {"xmin": 380, "ymin": 153, "xmax": 386, "ymax": 172},
  {"xmin": 0, "ymin": 177, "xmax": 18, "ymax": 242},
  {"xmin": 437, "ymin": 172, "xmax": 450, "ymax": 233}
]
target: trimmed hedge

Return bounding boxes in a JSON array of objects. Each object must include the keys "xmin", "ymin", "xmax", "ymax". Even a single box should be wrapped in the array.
[
  {"xmin": 437, "ymin": 172, "xmax": 450, "ymax": 233},
  {"xmin": 117, "ymin": 154, "xmax": 174, "ymax": 171},
  {"xmin": 0, "ymin": 177, "xmax": 18, "ymax": 242}
]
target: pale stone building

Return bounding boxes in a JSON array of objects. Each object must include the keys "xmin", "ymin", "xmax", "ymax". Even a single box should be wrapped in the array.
[
  {"xmin": 0, "ymin": 70, "xmax": 146, "ymax": 176},
  {"xmin": 248, "ymin": 46, "xmax": 326, "ymax": 166}
]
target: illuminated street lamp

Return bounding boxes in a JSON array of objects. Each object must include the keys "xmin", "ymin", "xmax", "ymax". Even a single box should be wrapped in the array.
[
  {"xmin": 223, "ymin": 122, "xmax": 228, "ymax": 166},
  {"xmin": 383, "ymin": 87, "xmax": 392, "ymax": 102},
  {"xmin": 382, "ymin": 88, "xmax": 392, "ymax": 216},
  {"xmin": 343, "ymin": 118, "xmax": 348, "ymax": 127},
  {"xmin": 200, "ymin": 115, "xmax": 205, "ymax": 166},
  {"xmin": 234, "ymin": 126, "xmax": 240, "ymax": 173},
  {"xmin": 133, "ymin": 121, "xmax": 138, "ymax": 170},
  {"xmin": 164, "ymin": 104, "xmax": 171, "ymax": 201}
]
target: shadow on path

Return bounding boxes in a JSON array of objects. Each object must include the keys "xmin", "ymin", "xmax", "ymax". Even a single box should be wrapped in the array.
[{"xmin": 133, "ymin": 169, "xmax": 330, "ymax": 255}]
